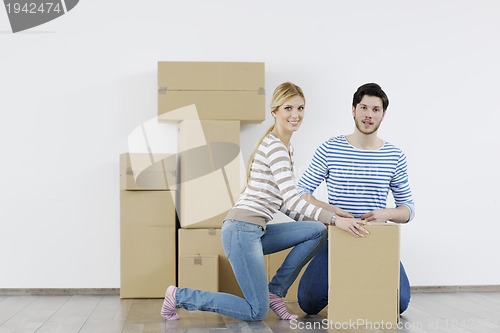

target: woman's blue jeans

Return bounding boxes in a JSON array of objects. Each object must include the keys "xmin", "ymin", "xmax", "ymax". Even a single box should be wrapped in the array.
[
  {"xmin": 175, "ymin": 220, "xmax": 327, "ymax": 321},
  {"xmin": 297, "ymin": 242, "xmax": 411, "ymax": 315}
]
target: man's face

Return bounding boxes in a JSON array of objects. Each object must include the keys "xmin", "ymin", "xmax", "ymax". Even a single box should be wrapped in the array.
[{"xmin": 352, "ymin": 95, "xmax": 385, "ymax": 135}]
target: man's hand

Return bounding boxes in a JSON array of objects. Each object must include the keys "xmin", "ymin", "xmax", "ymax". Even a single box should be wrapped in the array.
[
  {"xmin": 360, "ymin": 209, "xmax": 390, "ymax": 223},
  {"xmin": 360, "ymin": 206, "xmax": 410, "ymax": 223}
]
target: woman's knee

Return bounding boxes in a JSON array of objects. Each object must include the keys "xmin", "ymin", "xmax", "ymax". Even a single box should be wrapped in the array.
[
  {"xmin": 316, "ymin": 224, "xmax": 328, "ymax": 247},
  {"xmin": 242, "ymin": 293, "xmax": 269, "ymax": 321},
  {"xmin": 310, "ymin": 222, "xmax": 328, "ymax": 240},
  {"xmin": 248, "ymin": 306, "xmax": 269, "ymax": 321}
]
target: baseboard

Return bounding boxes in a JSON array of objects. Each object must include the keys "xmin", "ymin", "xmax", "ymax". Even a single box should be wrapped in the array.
[
  {"xmin": 1, "ymin": 286, "xmax": 499, "ymax": 296},
  {"xmin": 0, "ymin": 288, "xmax": 120, "ymax": 296},
  {"xmin": 411, "ymin": 285, "xmax": 500, "ymax": 293}
]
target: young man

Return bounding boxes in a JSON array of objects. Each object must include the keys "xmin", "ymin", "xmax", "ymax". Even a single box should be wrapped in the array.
[{"xmin": 296, "ymin": 82, "xmax": 415, "ymax": 315}]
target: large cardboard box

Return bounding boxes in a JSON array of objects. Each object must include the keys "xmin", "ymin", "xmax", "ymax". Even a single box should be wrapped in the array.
[
  {"xmin": 120, "ymin": 153, "xmax": 177, "ymax": 190},
  {"xmin": 179, "ymin": 255, "xmax": 219, "ymax": 292},
  {"xmin": 178, "ymin": 229, "xmax": 243, "ymax": 297},
  {"xmin": 267, "ymin": 249, "xmax": 309, "ymax": 302},
  {"xmin": 328, "ymin": 223, "xmax": 400, "ymax": 326},
  {"xmin": 158, "ymin": 61, "xmax": 265, "ymax": 121},
  {"xmin": 120, "ymin": 190, "xmax": 177, "ymax": 298},
  {"xmin": 178, "ymin": 120, "xmax": 242, "ymax": 228}
]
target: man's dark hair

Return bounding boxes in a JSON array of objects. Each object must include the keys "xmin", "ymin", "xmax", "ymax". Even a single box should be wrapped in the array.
[{"xmin": 352, "ymin": 83, "xmax": 389, "ymax": 111}]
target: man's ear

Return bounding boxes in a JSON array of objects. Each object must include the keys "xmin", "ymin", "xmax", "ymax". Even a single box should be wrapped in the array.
[{"xmin": 351, "ymin": 106, "xmax": 356, "ymax": 118}]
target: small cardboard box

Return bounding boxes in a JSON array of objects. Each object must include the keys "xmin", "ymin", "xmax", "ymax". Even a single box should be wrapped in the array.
[
  {"xmin": 120, "ymin": 153, "xmax": 177, "ymax": 191},
  {"xmin": 179, "ymin": 255, "xmax": 219, "ymax": 292},
  {"xmin": 120, "ymin": 190, "xmax": 177, "ymax": 298},
  {"xmin": 178, "ymin": 229, "xmax": 245, "ymax": 297},
  {"xmin": 328, "ymin": 223, "xmax": 400, "ymax": 326},
  {"xmin": 158, "ymin": 61, "xmax": 265, "ymax": 121},
  {"xmin": 178, "ymin": 120, "xmax": 242, "ymax": 229},
  {"xmin": 267, "ymin": 249, "xmax": 309, "ymax": 302}
]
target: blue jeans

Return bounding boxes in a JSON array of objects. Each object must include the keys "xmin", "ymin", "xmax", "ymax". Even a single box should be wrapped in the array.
[
  {"xmin": 297, "ymin": 242, "xmax": 411, "ymax": 315},
  {"xmin": 175, "ymin": 220, "xmax": 328, "ymax": 321}
]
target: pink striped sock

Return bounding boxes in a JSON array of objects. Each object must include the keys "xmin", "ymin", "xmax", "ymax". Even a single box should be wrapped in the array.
[
  {"xmin": 269, "ymin": 293, "xmax": 298, "ymax": 320},
  {"xmin": 160, "ymin": 286, "xmax": 179, "ymax": 320}
]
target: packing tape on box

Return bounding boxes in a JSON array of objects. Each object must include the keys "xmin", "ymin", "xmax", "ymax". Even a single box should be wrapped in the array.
[{"xmin": 194, "ymin": 255, "xmax": 203, "ymax": 266}]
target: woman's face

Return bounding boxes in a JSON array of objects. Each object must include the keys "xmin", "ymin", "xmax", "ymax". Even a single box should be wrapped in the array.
[{"xmin": 273, "ymin": 95, "xmax": 305, "ymax": 135}]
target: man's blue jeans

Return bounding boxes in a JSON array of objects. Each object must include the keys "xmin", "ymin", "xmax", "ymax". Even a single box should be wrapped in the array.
[
  {"xmin": 175, "ymin": 220, "xmax": 327, "ymax": 321},
  {"xmin": 298, "ymin": 242, "xmax": 411, "ymax": 315}
]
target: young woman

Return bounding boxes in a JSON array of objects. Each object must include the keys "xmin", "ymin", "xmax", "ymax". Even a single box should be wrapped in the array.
[{"xmin": 161, "ymin": 82, "xmax": 338, "ymax": 322}]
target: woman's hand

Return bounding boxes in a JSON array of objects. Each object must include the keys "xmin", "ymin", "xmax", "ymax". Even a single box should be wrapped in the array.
[{"xmin": 335, "ymin": 217, "xmax": 369, "ymax": 238}]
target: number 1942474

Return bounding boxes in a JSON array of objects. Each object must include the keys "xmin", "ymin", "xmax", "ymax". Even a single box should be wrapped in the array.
[{"xmin": 6, "ymin": 2, "xmax": 62, "ymax": 14}]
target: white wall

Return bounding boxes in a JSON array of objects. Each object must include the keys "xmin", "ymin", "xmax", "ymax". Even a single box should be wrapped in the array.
[{"xmin": 1, "ymin": 0, "xmax": 499, "ymax": 288}]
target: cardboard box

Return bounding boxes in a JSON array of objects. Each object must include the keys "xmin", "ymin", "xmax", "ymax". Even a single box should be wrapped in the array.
[
  {"xmin": 120, "ymin": 153, "xmax": 177, "ymax": 190},
  {"xmin": 179, "ymin": 255, "xmax": 219, "ymax": 292},
  {"xmin": 158, "ymin": 62, "xmax": 265, "ymax": 121},
  {"xmin": 178, "ymin": 229, "xmax": 243, "ymax": 297},
  {"xmin": 328, "ymin": 223, "xmax": 400, "ymax": 326},
  {"xmin": 178, "ymin": 120, "xmax": 242, "ymax": 229},
  {"xmin": 267, "ymin": 249, "xmax": 309, "ymax": 302},
  {"xmin": 120, "ymin": 190, "xmax": 177, "ymax": 298}
]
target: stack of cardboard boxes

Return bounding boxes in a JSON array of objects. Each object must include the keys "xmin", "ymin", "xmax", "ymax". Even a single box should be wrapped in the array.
[{"xmin": 119, "ymin": 153, "xmax": 177, "ymax": 298}]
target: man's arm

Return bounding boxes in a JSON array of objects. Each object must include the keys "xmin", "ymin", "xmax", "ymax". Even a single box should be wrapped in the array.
[{"xmin": 361, "ymin": 150, "xmax": 415, "ymax": 224}]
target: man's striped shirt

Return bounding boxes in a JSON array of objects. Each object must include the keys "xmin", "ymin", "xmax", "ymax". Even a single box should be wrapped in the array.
[
  {"xmin": 226, "ymin": 133, "xmax": 335, "ymax": 229},
  {"xmin": 297, "ymin": 135, "xmax": 415, "ymax": 220}
]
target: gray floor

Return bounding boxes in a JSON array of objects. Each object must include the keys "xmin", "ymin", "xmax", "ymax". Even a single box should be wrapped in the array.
[{"xmin": 0, "ymin": 292, "xmax": 499, "ymax": 332}]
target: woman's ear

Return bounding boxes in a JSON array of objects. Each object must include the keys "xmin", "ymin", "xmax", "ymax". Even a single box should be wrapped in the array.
[{"xmin": 271, "ymin": 111, "xmax": 276, "ymax": 118}]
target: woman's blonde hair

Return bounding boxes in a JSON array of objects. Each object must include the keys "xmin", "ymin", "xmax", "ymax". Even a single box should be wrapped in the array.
[{"xmin": 243, "ymin": 82, "xmax": 305, "ymax": 186}]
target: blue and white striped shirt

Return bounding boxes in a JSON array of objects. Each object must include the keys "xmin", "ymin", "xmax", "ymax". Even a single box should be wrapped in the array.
[{"xmin": 297, "ymin": 135, "xmax": 415, "ymax": 221}]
